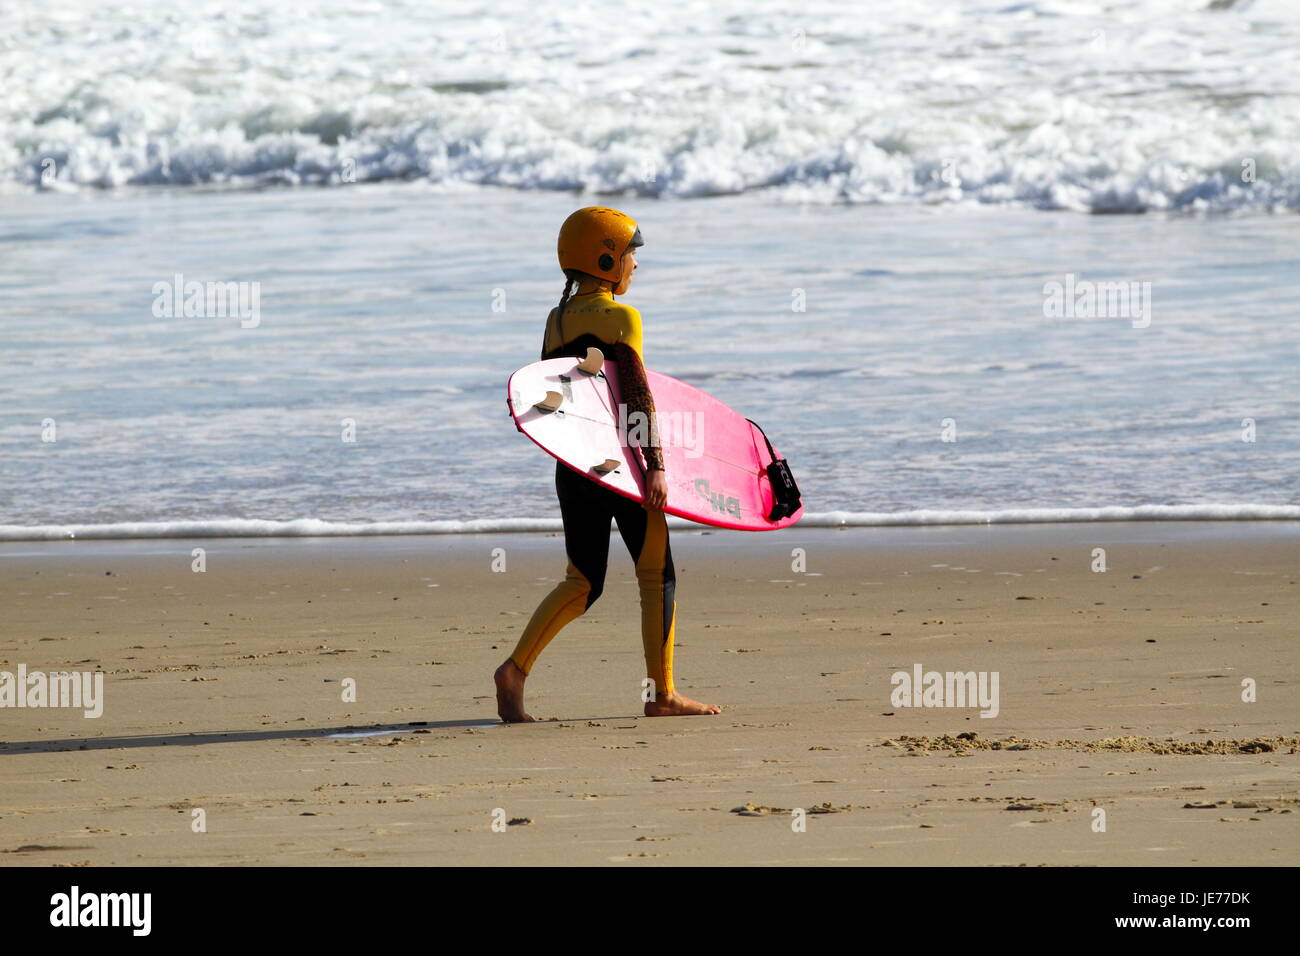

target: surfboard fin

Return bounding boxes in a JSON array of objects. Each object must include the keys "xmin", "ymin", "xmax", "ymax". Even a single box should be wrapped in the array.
[
  {"xmin": 592, "ymin": 458, "xmax": 621, "ymax": 475},
  {"xmin": 577, "ymin": 347, "xmax": 604, "ymax": 376},
  {"xmin": 534, "ymin": 390, "xmax": 564, "ymax": 413}
]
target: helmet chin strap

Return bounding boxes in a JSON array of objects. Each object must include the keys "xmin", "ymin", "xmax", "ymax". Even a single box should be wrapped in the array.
[
  {"xmin": 612, "ymin": 246, "xmax": 636, "ymax": 291},
  {"xmin": 610, "ymin": 227, "xmax": 642, "ymax": 292},
  {"xmin": 601, "ymin": 259, "xmax": 625, "ymax": 295}
]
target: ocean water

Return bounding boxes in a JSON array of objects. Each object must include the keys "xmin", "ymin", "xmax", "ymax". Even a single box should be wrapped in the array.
[{"xmin": 1, "ymin": 1, "xmax": 1298, "ymax": 538}]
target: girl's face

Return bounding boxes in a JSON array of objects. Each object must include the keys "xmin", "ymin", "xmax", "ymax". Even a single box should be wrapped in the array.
[{"xmin": 614, "ymin": 247, "xmax": 638, "ymax": 295}]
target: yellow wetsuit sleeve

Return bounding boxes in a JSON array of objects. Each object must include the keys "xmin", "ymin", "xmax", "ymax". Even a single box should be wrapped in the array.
[{"xmin": 619, "ymin": 305, "xmax": 645, "ymax": 357}]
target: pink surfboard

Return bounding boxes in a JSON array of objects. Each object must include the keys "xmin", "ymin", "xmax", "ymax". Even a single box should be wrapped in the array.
[{"xmin": 507, "ymin": 349, "xmax": 803, "ymax": 531}]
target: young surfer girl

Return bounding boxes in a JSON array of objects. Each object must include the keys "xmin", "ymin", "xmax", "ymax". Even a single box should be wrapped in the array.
[{"xmin": 494, "ymin": 206, "xmax": 721, "ymax": 722}]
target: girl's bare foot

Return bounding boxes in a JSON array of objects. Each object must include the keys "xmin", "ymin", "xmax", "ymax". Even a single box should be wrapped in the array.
[
  {"xmin": 494, "ymin": 659, "xmax": 535, "ymax": 723},
  {"xmin": 644, "ymin": 691, "xmax": 721, "ymax": 717}
]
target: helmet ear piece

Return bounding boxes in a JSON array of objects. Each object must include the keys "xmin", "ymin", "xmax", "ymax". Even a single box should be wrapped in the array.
[{"xmin": 598, "ymin": 253, "xmax": 615, "ymax": 272}]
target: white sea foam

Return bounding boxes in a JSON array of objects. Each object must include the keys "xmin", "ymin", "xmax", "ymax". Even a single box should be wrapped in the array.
[
  {"xmin": 1, "ymin": 505, "xmax": 1295, "ymax": 541},
  {"xmin": 804, "ymin": 504, "xmax": 1300, "ymax": 526},
  {"xmin": 0, "ymin": 518, "xmax": 560, "ymax": 541},
  {"xmin": 4, "ymin": 0, "xmax": 1299, "ymax": 212}
]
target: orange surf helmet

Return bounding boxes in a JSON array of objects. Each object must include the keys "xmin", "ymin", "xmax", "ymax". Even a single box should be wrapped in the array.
[{"xmin": 557, "ymin": 206, "xmax": 643, "ymax": 284}]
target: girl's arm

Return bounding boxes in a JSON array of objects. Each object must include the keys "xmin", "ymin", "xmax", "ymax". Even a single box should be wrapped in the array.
[{"xmin": 607, "ymin": 341, "xmax": 664, "ymax": 472}]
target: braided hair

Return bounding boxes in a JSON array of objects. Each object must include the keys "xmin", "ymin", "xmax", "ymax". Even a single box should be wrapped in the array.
[{"xmin": 548, "ymin": 269, "xmax": 582, "ymax": 357}]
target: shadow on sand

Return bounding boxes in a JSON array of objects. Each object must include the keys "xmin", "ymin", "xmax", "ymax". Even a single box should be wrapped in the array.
[{"xmin": 0, "ymin": 715, "xmax": 642, "ymax": 755}]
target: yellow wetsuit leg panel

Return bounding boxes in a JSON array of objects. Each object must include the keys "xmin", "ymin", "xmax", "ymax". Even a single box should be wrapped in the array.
[
  {"xmin": 509, "ymin": 461, "xmax": 614, "ymax": 675},
  {"xmin": 508, "ymin": 557, "xmax": 592, "ymax": 675},
  {"xmin": 627, "ymin": 508, "xmax": 676, "ymax": 698}
]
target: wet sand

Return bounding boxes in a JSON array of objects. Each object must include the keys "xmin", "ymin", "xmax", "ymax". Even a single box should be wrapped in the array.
[{"xmin": 1, "ymin": 522, "xmax": 1296, "ymax": 866}]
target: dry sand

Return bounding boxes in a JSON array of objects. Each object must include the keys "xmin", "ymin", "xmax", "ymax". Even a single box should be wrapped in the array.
[{"xmin": 1, "ymin": 522, "xmax": 1296, "ymax": 866}]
